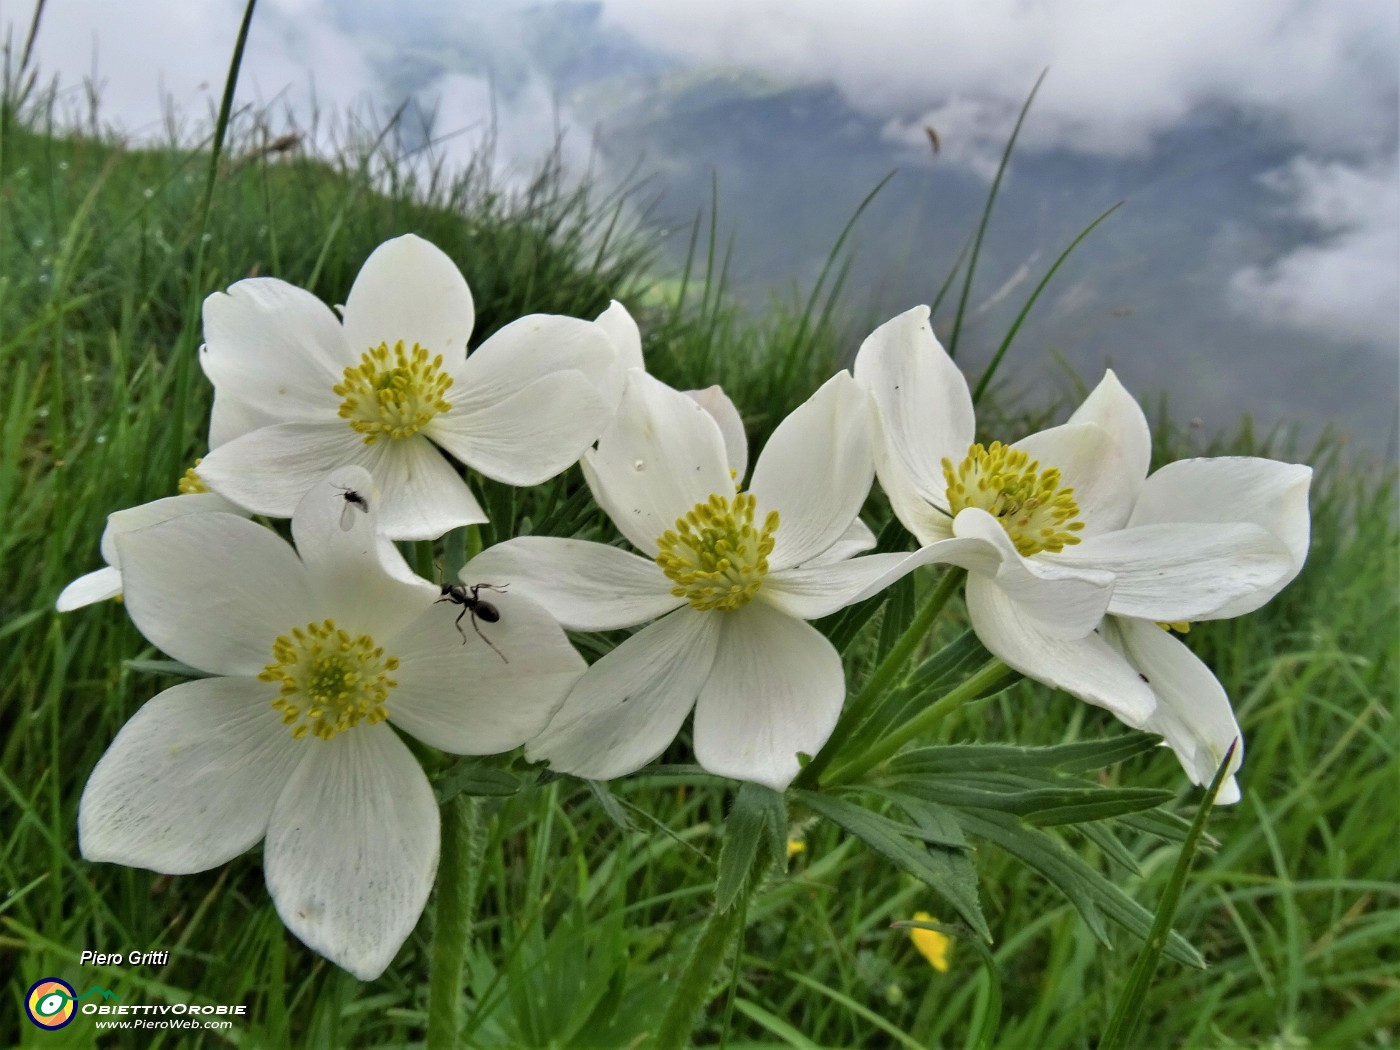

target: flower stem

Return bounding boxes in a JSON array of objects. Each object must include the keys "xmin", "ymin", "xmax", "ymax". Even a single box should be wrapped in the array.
[
  {"xmin": 427, "ymin": 795, "xmax": 481, "ymax": 1050},
  {"xmin": 798, "ymin": 567, "xmax": 965, "ymax": 788},
  {"xmin": 654, "ymin": 853, "xmax": 772, "ymax": 1050},
  {"xmin": 824, "ymin": 656, "xmax": 1011, "ymax": 786}
]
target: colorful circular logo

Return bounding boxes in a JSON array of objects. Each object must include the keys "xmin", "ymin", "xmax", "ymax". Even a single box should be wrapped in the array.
[{"xmin": 25, "ymin": 978, "xmax": 77, "ymax": 1030}]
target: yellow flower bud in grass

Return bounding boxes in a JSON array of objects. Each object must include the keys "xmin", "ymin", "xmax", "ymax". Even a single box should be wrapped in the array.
[{"xmin": 909, "ymin": 912, "xmax": 951, "ymax": 973}]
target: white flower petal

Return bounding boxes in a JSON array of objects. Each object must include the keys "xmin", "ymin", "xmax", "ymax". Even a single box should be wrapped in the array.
[
  {"xmin": 79, "ymin": 677, "xmax": 301, "ymax": 873},
  {"xmin": 1012, "ymin": 422, "xmax": 1135, "ymax": 537},
  {"xmin": 200, "ymin": 278, "xmax": 348, "ymax": 421},
  {"xmin": 56, "ymin": 566, "xmax": 123, "ymax": 611},
  {"xmin": 686, "ymin": 384, "xmax": 749, "ymax": 479},
  {"xmin": 371, "ymin": 437, "xmax": 488, "ymax": 541},
  {"xmin": 341, "ymin": 234, "xmax": 474, "ymax": 361},
  {"xmin": 386, "ymin": 588, "xmax": 585, "ymax": 754},
  {"xmin": 526, "ymin": 608, "xmax": 721, "ymax": 781},
  {"xmin": 852, "ymin": 305, "xmax": 974, "ymax": 509},
  {"xmin": 430, "ymin": 371, "xmax": 611, "ymax": 486},
  {"xmin": 464, "ymin": 537, "xmax": 680, "ymax": 631},
  {"xmin": 454, "ymin": 314, "xmax": 617, "ymax": 409},
  {"xmin": 805, "ymin": 517, "xmax": 878, "ymax": 566},
  {"xmin": 99, "ymin": 491, "xmax": 245, "ymax": 565},
  {"xmin": 1129, "ymin": 458, "xmax": 1312, "ymax": 615},
  {"xmin": 762, "ymin": 548, "xmax": 943, "ymax": 621},
  {"xmin": 952, "ymin": 509, "xmax": 1115, "ymax": 637},
  {"xmin": 965, "ymin": 574, "xmax": 1156, "ymax": 728},
  {"xmin": 197, "ymin": 421, "xmax": 374, "ymax": 519},
  {"xmin": 1065, "ymin": 370, "xmax": 1151, "ymax": 508},
  {"xmin": 289, "ymin": 467, "xmax": 438, "ymax": 638},
  {"xmin": 749, "ymin": 371, "xmax": 873, "ymax": 570},
  {"xmin": 208, "ymin": 388, "xmax": 281, "ymax": 449},
  {"xmin": 595, "ymin": 299, "xmax": 645, "ymax": 371},
  {"xmin": 264, "ymin": 724, "xmax": 439, "ymax": 982},
  {"xmin": 583, "ymin": 370, "xmax": 731, "ymax": 556},
  {"xmin": 1057, "ymin": 522, "xmax": 1296, "ymax": 622},
  {"xmin": 1107, "ymin": 617, "xmax": 1242, "ymax": 804},
  {"xmin": 117, "ymin": 512, "xmax": 316, "ymax": 677},
  {"xmin": 693, "ymin": 602, "xmax": 845, "ymax": 791}
]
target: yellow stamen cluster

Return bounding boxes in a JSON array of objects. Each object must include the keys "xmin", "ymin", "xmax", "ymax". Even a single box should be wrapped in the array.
[
  {"xmin": 655, "ymin": 492, "xmax": 780, "ymax": 611},
  {"xmin": 258, "ymin": 619, "xmax": 399, "ymax": 741},
  {"xmin": 942, "ymin": 441, "xmax": 1085, "ymax": 556},
  {"xmin": 178, "ymin": 458, "xmax": 209, "ymax": 494},
  {"xmin": 1157, "ymin": 620, "xmax": 1192, "ymax": 634},
  {"xmin": 334, "ymin": 340, "xmax": 453, "ymax": 444}
]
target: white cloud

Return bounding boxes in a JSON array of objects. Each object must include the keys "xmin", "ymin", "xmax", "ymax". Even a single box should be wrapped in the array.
[
  {"xmin": 1229, "ymin": 158, "xmax": 1400, "ymax": 352},
  {"xmin": 597, "ymin": 0, "xmax": 1398, "ymax": 161}
]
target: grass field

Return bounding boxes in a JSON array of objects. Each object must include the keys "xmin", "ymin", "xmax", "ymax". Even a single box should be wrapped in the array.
[{"xmin": 2, "ymin": 75, "xmax": 1397, "ymax": 1050}]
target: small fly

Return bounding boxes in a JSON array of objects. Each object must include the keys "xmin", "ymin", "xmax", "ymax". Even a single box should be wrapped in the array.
[
  {"xmin": 334, "ymin": 485, "xmax": 370, "ymax": 531},
  {"xmin": 437, "ymin": 582, "xmax": 508, "ymax": 663}
]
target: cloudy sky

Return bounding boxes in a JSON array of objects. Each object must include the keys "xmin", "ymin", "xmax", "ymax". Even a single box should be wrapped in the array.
[{"xmin": 15, "ymin": 0, "xmax": 1399, "ymax": 456}]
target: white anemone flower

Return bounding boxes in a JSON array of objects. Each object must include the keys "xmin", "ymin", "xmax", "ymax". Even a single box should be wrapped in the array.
[
  {"xmin": 465, "ymin": 370, "xmax": 937, "ymax": 791},
  {"xmin": 195, "ymin": 234, "xmax": 618, "ymax": 540},
  {"xmin": 78, "ymin": 466, "xmax": 585, "ymax": 980},
  {"xmin": 854, "ymin": 306, "xmax": 1310, "ymax": 801},
  {"xmin": 56, "ymin": 463, "xmax": 247, "ymax": 611}
]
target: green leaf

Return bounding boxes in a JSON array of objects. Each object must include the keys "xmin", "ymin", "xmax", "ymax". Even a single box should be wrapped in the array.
[
  {"xmin": 1099, "ymin": 743, "xmax": 1237, "ymax": 1050},
  {"xmin": 889, "ymin": 771, "xmax": 1173, "ymax": 823},
  {"xmin": 587, "ymin": 780, "xmax": 637, "ymax": 834},
  {"xmin": 794, "ymin": 789, "xmax": 988, "ymax": 940},
  {"xmin": 885, "ymin": 732, "xmax": 1164, "ymax": 778},
  {"xmin": 865, "ymin": 789, "xmax": 969, "ymax": 849},
  {"xmin": 716, "ymin": 783, "xmax": 787, "ymax": 912},
  {"xmin": 958, "ymin": 809, "xmax": 1204, "ymax": 968},
  {"xmin": 435, "ymin": 758, "xmax": 520, "ymax": 802}
]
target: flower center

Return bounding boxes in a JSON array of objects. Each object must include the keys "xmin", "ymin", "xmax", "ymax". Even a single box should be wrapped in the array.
[
  {"xmin": 334, "ymin": 340, "xmax": 453, "ymax": 444},
  {"xmin": 178, "ymin": 458, "xmax": 209, "ymax": 494},
  {"xmin": 655, "ymin": 492, "xmax": 780, "ymax": 611},
  {"xmin": 942, "ymin": 441, "xmax": 1084, "ymax": 556},
  {"xmin": 258, "ymin": 619, "xmax": 399, "ymax": 741}
]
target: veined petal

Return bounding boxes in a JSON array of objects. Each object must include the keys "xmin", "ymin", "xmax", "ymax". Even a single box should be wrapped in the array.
[
  {"xmin": 852, "ymin": 305, "xmax": 973, "ymax": 512},
  {"xmin": 1065, "ymin": 370, "xmax": 1151, "ymax": 506},
  {"xmin": 79, "ymin": 677, "xmax": 301, "ymax": 873},
  {"xmin": 463, "ymin": 537, "xmax": 680, "ymax": 631},
  {"xmin": 290, "ymin": 467, "xmax": 438, "ymax": 639},
  {"xmin": 200, "ymin": 278, "xmax": 348, "ymax": 421},
  {"xmin": 387, "ymin": 588, "xmax": 585, "ymax": 754},
  {"xmin": 1129, "ymin": 457, "xmax": 1312, "ymax": 615},
  {"xmin": 952, "ymin": 509, "xmax": 1115, "ymax": 637},
  {"xmin": 693, "ymin": 602, "xmax": 845, "ymax": 791},
  {"xmin": 1056, "ymin": 522, "xmax": 1296, "ymax": 622},
  {"xmin": 341, "ymin": 234, "xmax": 474, "ymax": 362},
  {"xmin": 526, "ymin": 608, "xmax": 721, "ymax": 780},
  {"xmin": 56, "ymin": 566, "xmax": 123, "ymax": 611},
  {"xmin": 430, "ymin": 371, "xmax": 611, "ymax": 486},
  {"xmin": 117, "ymin": 513, "xmax": 316, "ymax": 678},
  {"xmin": 1106, "ymin": 617, "xmax": 1243, "ymax": 804},
  {"xmin": 583, "ymin": 370, "xmax": 731, "ymax": 556},
  {"xmin": 264, "ymin": 724, "xmax": 439, "ymax": 982},
  {"xmin": 750, "ymin": 372, "xmax": 873, "ymax": 570},
  {"xmin": 686, "ymin": 385, "xmax": 749, "ymax": 480},
  {"xmin": 454, "ymin": 314, "xmax": 617, "ymax": 410},
  {"xmin": 372, "ymin": 437, "xmax": 488, "ymax": 541},
  {"xmin": 197, "ymin": 421, "xmax": 374, "ymax": 520},
  {"xmin": 966, "ymin": 574, "xmax": 1156, "ymax": 728},
  {"xmin": 1012, "ymin": 422, "xmax": 1134, "ymax": 537}
]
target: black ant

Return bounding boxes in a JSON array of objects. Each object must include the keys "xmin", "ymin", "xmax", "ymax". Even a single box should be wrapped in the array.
[
  {"xmin": 333, "ymin": 485, "xmax": 370, "ymax": 530},
  {"xmin": 436, "ymin": 583, "xmax": 508, "ymax": 663}
]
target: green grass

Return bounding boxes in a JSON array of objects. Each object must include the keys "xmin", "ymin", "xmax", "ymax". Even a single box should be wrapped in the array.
[{"xmin": 2, "ymin": 81, "xmax": 1397, "ymax": 1050}]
